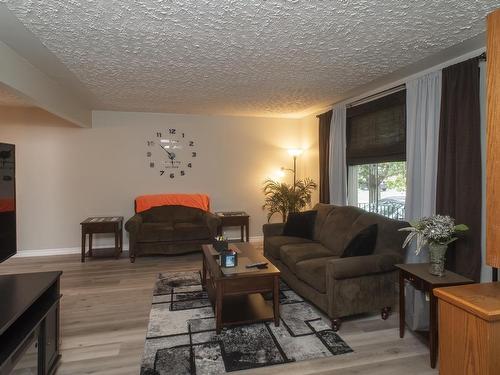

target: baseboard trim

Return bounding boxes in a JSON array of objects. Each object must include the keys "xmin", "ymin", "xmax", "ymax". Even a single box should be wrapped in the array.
[{"xmin": 14, "ymin": 236, "xmax": 263, "ymax": 257}]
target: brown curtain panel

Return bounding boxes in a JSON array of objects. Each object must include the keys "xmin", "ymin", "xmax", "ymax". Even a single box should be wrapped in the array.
[
  {"xmin": 436, "ymin": 57, "xmax": 482, "ymax": 282},
  {"xmin": 318, "ymin": 110, "xmax": 332, "ymax": 203}
]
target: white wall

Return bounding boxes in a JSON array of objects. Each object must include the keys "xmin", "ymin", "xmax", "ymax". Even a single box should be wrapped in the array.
[{"xmin": 0, "ymin": 107, "xmax": 318, "ymax": 252}]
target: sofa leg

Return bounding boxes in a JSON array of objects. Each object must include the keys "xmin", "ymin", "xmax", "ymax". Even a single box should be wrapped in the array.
[
  {"xmin": 381, "ymin": 306, "xmax": 391, "ymax": 320},
  {"xmin": 130, "ymin": 256, "xmax": 136, "ymax": 263},
  {"xmin": 331, "ymin": 318, "xmax": 341, "ymax": 332}
]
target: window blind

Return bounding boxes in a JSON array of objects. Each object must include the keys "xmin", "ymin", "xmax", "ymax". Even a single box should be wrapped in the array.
[{"xmin": 346, "ymin": 90, "xmax": 406, "ymax": 165}]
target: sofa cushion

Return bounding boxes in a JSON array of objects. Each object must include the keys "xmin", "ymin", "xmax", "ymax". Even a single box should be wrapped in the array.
[
  {"xmin": 139, "ymin": 223, "xmax": 174, "ymax": 242},
  {"xmin": 319, "ymin": 206, "xmax": 365, "ymax": 255},
  {"xmin": 347, "ymin": 212, "xmax": 408, "ymax": 255},
  {"xmin": 280, "ymin": 243, "xmax": 334, "ymax": 273},
  {"xmin": 312, "ymin": 203, "xmax": 337, "ymax": 241},
  {"xmin": 264, "ymin": 236, "xmax": 312, "ymax": 260},
  {"xmin": 295, "ymin": 256, "xmax": 338, "ymax": 293},
  {"xmin": 341, "ymin": 224, "xmax": 378, "ymax": 258},
  {"xmin": 173, "ymin": 222, "xmax": 211, "ymax": 240},
  {"xmin": 283, "ymin": 210, "xmax": 317, "ymax": 239},
  {"xmin": 141, "ymin": 205, "xmax": 204, "ymax": 223}
]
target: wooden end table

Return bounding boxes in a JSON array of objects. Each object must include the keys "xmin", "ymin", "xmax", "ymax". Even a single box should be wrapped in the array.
[
  {"xmin": 80, "ymin": 216, "xmax": 123, "ymax": 262},
  {"xmin": 396, "ymin": 263, "xmax": 473, "ymax": 368},
  {"xmin": 201, "ymin": 242, "xmax": 280, "ymax": 334},
  {"xmin": 215, "ymin": 211, "xmax": 250, "ymax": 242}
]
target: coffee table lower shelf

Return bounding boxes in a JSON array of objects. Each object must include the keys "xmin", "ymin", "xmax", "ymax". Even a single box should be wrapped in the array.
[{"xmin": 211, "ymin": 292, "xmax": 276, "ymax": 327}]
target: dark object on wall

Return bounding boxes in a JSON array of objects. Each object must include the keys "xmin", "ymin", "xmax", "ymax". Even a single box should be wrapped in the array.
[
  {"xmin": 125, "ymin": 204, "xmax": 221, "ymax": 262},
  {"xmin": 346, "ymin": 90, "xmax": 406, "ymax": 165},
  {"xmin": 283, "ymin": 210, "xmax": 317, "ymax": 240},
  {"xmin": 436, "ymin": 57, "xmax": 482, "ymax": 282},
  {"xmin": 318, "ymin": 110, "xmax": 332, "ymax": 203},
  {"xmin": 0, "ymin": 143, "xmax": 16, "ymax": 263},
  {"xmin": 263, "ymin": 203, "xmax": 408, "ymax": 331},
  {"xmin": 0, "ymin": 271, "xmax": 62, "ymax": 375},
  {"xmin": 341, "ymin": 223, "xmax": 378, "ymax": 258}
]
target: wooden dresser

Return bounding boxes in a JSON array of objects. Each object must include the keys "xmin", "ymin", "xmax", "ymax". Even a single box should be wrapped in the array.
[{"xmin": 434, "ymin": 283, "xmax": 500, "ymax": 375}]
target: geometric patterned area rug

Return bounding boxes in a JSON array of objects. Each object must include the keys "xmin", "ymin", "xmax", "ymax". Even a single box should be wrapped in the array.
[{"xmin": 140, "ymin": 271, "xmax": 353, "ymax": 374}]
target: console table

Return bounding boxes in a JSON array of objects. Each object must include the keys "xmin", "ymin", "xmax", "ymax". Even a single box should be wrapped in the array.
[
  {"xmin": 396, "ymin": 263, "xmax": 473, "ymax": 368},
  {"xmin": 0, "ymin": 271, "xmax": 62, "ymax": 375},
  {"xmin": 215, "ymin": 211, "xmax": 250, "ymax": 242},
  {"xmin": 81, "ymin": 216, "xmax": 123, "ymax": 262}
]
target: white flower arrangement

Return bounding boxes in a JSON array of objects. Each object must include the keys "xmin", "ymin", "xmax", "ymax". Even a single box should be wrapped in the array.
[{"xmin": 399, "ymin": 215, "xmax": 469, "ymax": 255}]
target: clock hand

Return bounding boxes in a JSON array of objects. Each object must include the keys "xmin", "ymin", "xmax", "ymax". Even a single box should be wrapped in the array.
[{"xmin": 158, "ymin": 144, "xmax": 174, "ymax": 159}]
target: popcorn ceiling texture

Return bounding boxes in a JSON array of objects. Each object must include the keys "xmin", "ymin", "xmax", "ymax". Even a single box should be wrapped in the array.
[{"xmin": 1, "ymin": 0, "xmax": 497, "ymax": 117}]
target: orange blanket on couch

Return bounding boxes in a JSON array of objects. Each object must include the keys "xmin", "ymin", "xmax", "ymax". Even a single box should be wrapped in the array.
[{"xmin": 135, "ymin": 194, "xmax": 211, "ymax": 213}]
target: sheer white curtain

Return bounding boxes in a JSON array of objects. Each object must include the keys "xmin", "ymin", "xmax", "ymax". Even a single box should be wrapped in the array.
[
  {"xmin": 329, "ymin": 104, "xmax": 347, "ymax": 205},
  {"xmin": 405, "ymin": 70, "xmax": 442, "ymax": 330}
]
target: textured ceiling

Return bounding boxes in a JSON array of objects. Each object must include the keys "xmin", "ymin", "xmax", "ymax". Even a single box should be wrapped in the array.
[{"xmin": 1, "ymin": 0, "xmax": 498, "ymax": 117}]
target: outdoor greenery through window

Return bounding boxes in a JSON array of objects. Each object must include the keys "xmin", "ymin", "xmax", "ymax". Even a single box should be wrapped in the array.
[{"xmin": 348, "ymin": 162, "xmax": 406, "ymax": 219}]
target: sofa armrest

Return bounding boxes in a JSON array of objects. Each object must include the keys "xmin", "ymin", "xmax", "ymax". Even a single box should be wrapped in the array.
[
  {"xmin": 203, "ymin": 212, "xmax": 221, "ymax": 236},
  {"xmin": 125, "ymin": 214, "xmax": 143, "ymax": 234},
  {"xmin": 263, "ymin": 223, "xmax": 285, "ymax": 238},
  {"xmin": 326, "ymin": 253, "xmax": 403, "ymax": 280}
]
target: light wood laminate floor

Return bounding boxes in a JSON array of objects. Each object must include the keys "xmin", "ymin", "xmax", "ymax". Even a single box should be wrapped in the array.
[{"xmin": 0, "ymin": 251, "xmax": 438, "ymax": 375}]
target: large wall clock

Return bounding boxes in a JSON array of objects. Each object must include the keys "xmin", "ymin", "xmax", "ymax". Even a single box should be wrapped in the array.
[{"xmin": 146, "ymin": 128, "xmax": 197, "ymax": 178}]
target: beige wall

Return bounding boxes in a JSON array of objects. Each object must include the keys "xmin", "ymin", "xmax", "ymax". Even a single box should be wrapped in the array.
[{"xmin": 0, "ymin": 107, "xmax": 319, "ymax": 251}]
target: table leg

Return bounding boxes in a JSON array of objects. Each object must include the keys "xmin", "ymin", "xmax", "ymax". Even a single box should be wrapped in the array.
[
  {"xmin": 399, "ymin": 271, "xmax": 405, "ymax": 338},
  {"xmin": 114, "ymin": 229, "xmax": 120, "ymax": 259},
  {"xmin": 245, "ymin": 221, "xmax": 250, "ymax": 242},
  {"xmin": 202, "ymin": 256, "xmax": 207, "ymax": 287},
  {"xmin": 429, "ymin": 290, "xmax": 438, "ymax": 368},
  {"xmin": 89, "ymin": 233, "xmax": 93, "ymax": 257},
  {"xmin": 215, "ymin": 281, "xmax": 223, "ymax": 334},
  {"xmin": 81, "ymin": 232, "xmax": 86, "ymax": 263},
  {"xmin": 120, "ymin": 227, "xmax": 123, "ymax": 254},
  {"xmin": 240, "ymin": 225, "xmax": 244, "ymax": 242},
  {"xmin": 273, "ymin": 276, "xmax": 280, "ymax": 326}
]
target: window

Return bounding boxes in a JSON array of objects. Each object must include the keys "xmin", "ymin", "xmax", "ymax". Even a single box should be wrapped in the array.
[{"xmin": 346, "ymin": 90, "xmax": 406, "ymax": 219}]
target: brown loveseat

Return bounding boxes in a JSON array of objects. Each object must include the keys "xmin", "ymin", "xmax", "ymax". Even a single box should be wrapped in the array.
[
  {"xmin": 125, "ymin": 205, "xmax": 220, "ymax": 262},
  {"xmin": 263, "ymin": 203, "xmax": 407, "ymax": 330}
]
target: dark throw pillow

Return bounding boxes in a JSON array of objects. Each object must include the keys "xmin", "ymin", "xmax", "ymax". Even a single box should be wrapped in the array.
[
  {"xmin": 341, "ymin": 224, "xmax": 378, "ymax": 258},
  {"xmin": 282, "ymin": 210, "xmax": 317, "ymax": 240}
]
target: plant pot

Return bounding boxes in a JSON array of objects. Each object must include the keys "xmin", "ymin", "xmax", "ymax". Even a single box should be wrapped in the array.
[
  {"xmin": 213, "ymin": 240, "xmax": 229, "ymax": 253},
  {"xmin": 428, "ymin": 243, "xmax": 447, "ymax": 277}
]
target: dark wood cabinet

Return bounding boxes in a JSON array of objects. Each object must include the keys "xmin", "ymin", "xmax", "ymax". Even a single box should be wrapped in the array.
[
  {"xmin": 0, "ymin": 271, "xmax": 62, "ymax": 375},
  {"xmin": 43, "ymin": 304, "xmax": 59, "ymax": 372}
]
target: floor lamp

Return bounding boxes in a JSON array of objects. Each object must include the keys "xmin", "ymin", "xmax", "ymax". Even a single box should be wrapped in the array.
[{"xmin": 281, "ymin": 148, "xmax": 303, "ymax": 186}]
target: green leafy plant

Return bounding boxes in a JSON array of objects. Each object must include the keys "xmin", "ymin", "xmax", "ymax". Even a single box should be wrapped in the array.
[
  {"xmin": 262, "ymin": 178, "xmax": 317, "ymax": 222},
  {"xmin": 399, "ymin": 215, "xmax": 469, "ymax": 255}
]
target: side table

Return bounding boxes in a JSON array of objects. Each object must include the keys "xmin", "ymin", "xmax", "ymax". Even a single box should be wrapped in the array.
[
  {"xmin": 80, "ymin": 216, "xmax": 123, "ymax": 262},
  {"xmin": 395, "ymin": 263, "xmax": 473, "ymax": 368},
  {"xmin": 215, "ymin": 211, "xmax": 250, "ymax": 242}
]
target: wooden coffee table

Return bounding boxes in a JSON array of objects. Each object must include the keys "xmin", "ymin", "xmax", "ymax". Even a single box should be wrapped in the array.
[{"xmin": 201, "ymin": 242, "xmax": 280, "ymax": 333}]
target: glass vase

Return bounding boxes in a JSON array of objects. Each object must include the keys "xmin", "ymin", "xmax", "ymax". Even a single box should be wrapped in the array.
[{"xmin": 428, "ymin": 243, "xmax": 447, "ymax": 277}]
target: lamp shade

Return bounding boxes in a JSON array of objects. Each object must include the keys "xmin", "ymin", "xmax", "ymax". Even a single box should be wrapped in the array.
[{"xmin": 287, "ymin": 148, "xmax": 303, "ymax": 157}]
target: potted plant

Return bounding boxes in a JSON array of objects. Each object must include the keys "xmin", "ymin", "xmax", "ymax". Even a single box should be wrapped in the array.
[
  {"xmin": 262, "ymin": 178, "xmax": 317, "ymax": 222},
  {"xmin": 399, "ymin": 215, "xmax": 469, "ymax": 276}
]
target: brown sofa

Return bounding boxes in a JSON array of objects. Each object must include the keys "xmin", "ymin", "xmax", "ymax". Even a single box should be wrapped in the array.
[
  {"xmin": 263, "ymin": 203, "xmax": 407, "ymax": 330},
  {"xmin": 125, "ymin": 205, "xmax": 220, "ymax": 262}
]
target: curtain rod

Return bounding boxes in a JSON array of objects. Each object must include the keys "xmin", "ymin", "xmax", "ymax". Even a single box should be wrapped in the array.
[
  {"xmin": 346, "ymin": 84, "xmax": 405, "ymax": 108},
  {"xmin": 317, "ymin": 51, "xmax": 486, "ymax": 117}
]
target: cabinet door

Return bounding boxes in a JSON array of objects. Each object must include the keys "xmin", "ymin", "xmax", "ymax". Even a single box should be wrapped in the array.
[{"xmin": 44, "ymin": 304, "xmax": 59, "ymax": 372}]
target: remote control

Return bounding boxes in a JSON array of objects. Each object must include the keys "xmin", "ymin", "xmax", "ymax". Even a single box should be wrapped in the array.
[{"xmin": 246, "ymin": 262, "xmax": 268, "ymax": 268}]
